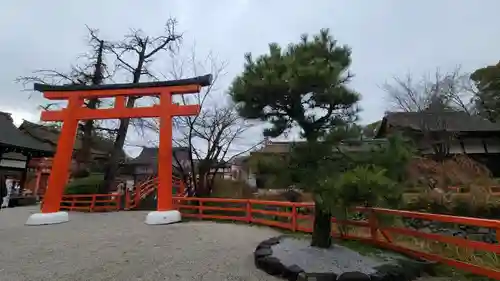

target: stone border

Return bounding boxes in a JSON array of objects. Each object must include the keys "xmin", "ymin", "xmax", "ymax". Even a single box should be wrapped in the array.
[{"xmin": 253, "ymin": 235, "xmax": 435, "ymax": 281}]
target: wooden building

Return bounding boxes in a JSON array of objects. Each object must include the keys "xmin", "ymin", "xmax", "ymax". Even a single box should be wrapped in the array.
[
  {"xmin": 375, "ymin": 111, "xmax": 500, "ymax": 176},
  {"xmin": 121, "ymin": 146, "xmax": 191, "ymax": 183},
  {"xmin": 0, "ymin": 112, "xmax": 54, "ymax": 198},
  {"xmin": 19, "ymin": 120, "xmax": 126, "ymax": 172}
]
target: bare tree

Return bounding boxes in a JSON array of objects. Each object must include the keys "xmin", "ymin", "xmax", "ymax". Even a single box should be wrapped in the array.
[
  {"xmin": 132, "ymin": 49, "xmax": 262, "ymax": 196},
  {"xmin": 383, "ymin": 67, "xmax": 473, "ymax": 113},
  {"xmin": 16, "ymin": 27, "xmax": 113, "ymax": 170},
  {"xmin": 382, "ymin": 68, "xmax": 474, "ymax": 163},
  {"xmin": 101, "ymin": 18, "xmax": 182, "ymax": 192}
]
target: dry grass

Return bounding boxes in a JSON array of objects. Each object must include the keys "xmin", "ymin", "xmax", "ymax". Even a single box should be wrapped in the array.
[
  {"xmin": 211, "ymin": 178, "xmax": 255, "ymax": 199},
  {"xmin": 332, "ymin": 220, "xmax": 500, "ymax": 273},
  {"xmin": 406, "ymin": 155, "xmax": 495, "ymax": 190}
]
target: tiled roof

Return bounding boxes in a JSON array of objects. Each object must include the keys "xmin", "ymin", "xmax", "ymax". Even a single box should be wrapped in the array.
[
  {"xmin": 376, "ymin": 111, "xmax": 500, "ymax": 138},
  {"xmin": 255, "ymin": 139, "xmax": 387, "ymax": 154},
  {"xmin": 0, "ymin": 112, "xmax": 54, "ymax": 154},
  {"xmin": 125, "ymin": 146, "xmax": 190, "ymax": 166},
  {"xmin": 19, "ymin": 120, "xmax": 122, "ymax": 157}
]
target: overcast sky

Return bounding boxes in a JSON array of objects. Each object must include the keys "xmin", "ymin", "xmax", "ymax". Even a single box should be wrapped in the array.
[{"xmin": 1, "ymin": 0, "xmax": 499, "ymax": 155}]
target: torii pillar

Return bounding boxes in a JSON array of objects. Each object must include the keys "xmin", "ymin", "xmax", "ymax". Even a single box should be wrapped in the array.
[{"xmin": 25, "ymin": 75, "xmax": 212, "ymax": 226}]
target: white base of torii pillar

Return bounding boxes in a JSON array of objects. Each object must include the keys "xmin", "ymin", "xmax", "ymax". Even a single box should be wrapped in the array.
[
  {"xmin": 25, "ymin": 211, "xmax": 69, "ymax": 226},
  {"xmin": 145, "ymin": 210, "xmax": 181, "ymax": 225}
]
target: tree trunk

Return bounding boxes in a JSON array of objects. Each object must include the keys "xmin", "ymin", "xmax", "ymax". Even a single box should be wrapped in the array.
[
  {"xmin": 77, "ymin": 101, "xmax": 97, "ymax": 170},
  {"xmin": 76, "ymin": 39, "xmax": 105, "ymax": 172},
  {"xmin": 101, "ymin": 49, "xmax": 145, "ymax": 193},
  {"xmin": 310, "ymin": 201, "xmax": 332, "ymax": 248},
  {"xmin": 195, "ymin": 170, "xmax": 210, "ymax": 197},
  {"xmin": 100, "ymin": 99, "xmax": 135, "ymax": 193}
]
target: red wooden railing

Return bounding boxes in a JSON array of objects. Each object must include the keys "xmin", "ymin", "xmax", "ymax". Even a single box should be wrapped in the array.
[
  {"xmin": 59, "ymin": 193, "xmax": 121, "ymax": 212},
  {"xmin": 124, "ymin": 176, "xmax": 186, "ymax": 210},
  {"xmin": 173, "ymin": 197, "xmax": 500, "ymax": 280},
  {"xmin": 52, "ymin": 192, "xmax": 500, "ymax": 279}
]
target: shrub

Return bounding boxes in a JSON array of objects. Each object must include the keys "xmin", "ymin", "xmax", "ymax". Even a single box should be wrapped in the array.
[
  {"xmin": 65, "ymin": 174, "xmax": 104, "ymax": 195},
  {"xmin": 71, "ymin": 168, "xmax": 90, "ymax": 179}
]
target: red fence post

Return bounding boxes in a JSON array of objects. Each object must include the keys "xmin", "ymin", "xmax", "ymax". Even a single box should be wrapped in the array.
[
  {"xmin": 246, "ymin": 200, "xmax": 252, "ymax": 223},
  {"xmin": 198, "ymin": 199, "xmax": 203, "ymax": 220},
  {"xmin": 369, "ymin": 208, "xmax": 378, "ymax": 241},
  {"xmin": 125, "ymin": 189, "xmax": 130, "ymax": 210},
  {"xmin": 291, "ymin": 204, "xmax": 297, "ymax": 232},
  {"xmin": 134, "ymin": 184, "xmax": 140, "ymax": 207},
  {"xmin": 90, "ymin": 195, "xmax": 96, "ymax": 212},
  {"xmin": 115, "ymin": 194, "xmax": 121, "ymax": 211},
  {"xmin": 496, "ymin": 228, "xmax": 500, "ymax": 245}
]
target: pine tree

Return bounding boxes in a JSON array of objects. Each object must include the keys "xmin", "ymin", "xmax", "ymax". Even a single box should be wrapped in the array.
[{"xmin": 229, "ymin": 29, "xmax": 359, "ymax": 248}]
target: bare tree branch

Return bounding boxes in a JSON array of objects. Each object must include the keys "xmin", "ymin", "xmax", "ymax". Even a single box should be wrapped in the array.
[
  {"xmin": 383, "ymin": 67, "xmax": 474, "ymax": 113},
  {"xmin": 131, "ymin": 47, "xmax": 260, "ymax": 196}
]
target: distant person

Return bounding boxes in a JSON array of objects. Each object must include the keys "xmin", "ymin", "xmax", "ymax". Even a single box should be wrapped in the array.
[
  {"xmin": 0, "ymin": 176, "xmax": 6, "ymax": 209},
  {"xmin": 1, "ymin": 176, "xmax": 14, "ymax": 208}
]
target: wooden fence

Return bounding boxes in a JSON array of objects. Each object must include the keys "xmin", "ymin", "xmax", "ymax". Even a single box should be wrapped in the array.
[
  {"xmin": 174, "ymin": 197, "xmax": 500, "ymax": 280},
  {"xmin": 59, "ymin": 193, "xmax": 120, "ymax": 212},
  {"xmin": 56, "ymin": 195, "xmax": 500, "ymax": 279}
]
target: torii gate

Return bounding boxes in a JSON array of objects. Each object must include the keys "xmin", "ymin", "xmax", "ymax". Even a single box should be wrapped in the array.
[{"xmin": 25, "ymin": 75, "xmax": 212, "ymax": 226}]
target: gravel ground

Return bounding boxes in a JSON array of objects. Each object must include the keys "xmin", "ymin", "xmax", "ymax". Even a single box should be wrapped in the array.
[{"xmin": 0, "ymin": 206, "xmax": 281, "ymax": 281}]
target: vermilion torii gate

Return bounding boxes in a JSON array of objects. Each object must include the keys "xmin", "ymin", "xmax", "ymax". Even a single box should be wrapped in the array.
[{"xmin": 25, "ymin": 75, "xmax": 212, "ymax": 226}]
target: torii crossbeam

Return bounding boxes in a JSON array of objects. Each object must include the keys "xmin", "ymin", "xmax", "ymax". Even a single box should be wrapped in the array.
[{"xmin": 25, "ymin": 75, "xmax": 212, "ymax": 226}]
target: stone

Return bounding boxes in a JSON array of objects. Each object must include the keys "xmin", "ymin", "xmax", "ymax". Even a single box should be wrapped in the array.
[
  {"xmin": 25, "ymin": 211, "xmax": 69, "ymax": 226},
  {"xmin": 337, "ymin": 272, "xmax": 370, "ymax": 281},
  {"xmin": 297, "ymin": 272, "xmax": 308, "ymax": 281},
  {"xmin": 301, "ymin": 272, "xmax": 337, "ymax": 281},
  {"xmin": 452, "ymin": 230, "xmax": 467, "ymax": 238},
  {"xmin": 282, "ymin": 264, "xmax": 304, "ymax": 281},
  {"xmin": 258, "ymin": 256, "xmax": 285, "ymax": 276},
  {"xmin": 477, "ymin": 227, "xmax": 491, "ymax": 234},
  {"xmin": 144, "ymin": 210, "xmax": 181, "ymax": 225},
  {"xmin": 254, "ymin": 248, "xmax": 272, "ymax": 260},
  {"xmin": 261, "ymin": 236, "xmax": 281, "ymax": 246},
  {"xmin": 256, "ymin": 242, "xmax": 271, "ymax": 250}
]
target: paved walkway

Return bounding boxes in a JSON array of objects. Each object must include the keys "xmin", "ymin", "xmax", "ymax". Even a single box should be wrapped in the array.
[{"xmin": 0, "ymin": 206, "xmax": 281, "ymax": 281}]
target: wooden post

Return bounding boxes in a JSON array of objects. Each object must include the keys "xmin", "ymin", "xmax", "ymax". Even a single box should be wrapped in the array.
[
  {"xmin": 291, "ymin": 204, "xmax": 297, "ymax": 232},
  {"xmin": 34, "ymin": 169, "xmax": 42, "ymax": 199},
  {"xmin": 158, "ymin": 91, "xmax": 174, "ymax": 211},
  {"xmin": 134, "ymin": 183, "xmax": 140, "ymax": 207},
  {"xmin": 41, "ymin": 96, "xmax": 83, "ymax": 213},
  {"xmin": 246, "ymin": 200, "xmax": 252, "ymax": 223},
  {"xmin": 369, "ymin": 209, "xmax": 379, "ymax": 241}
]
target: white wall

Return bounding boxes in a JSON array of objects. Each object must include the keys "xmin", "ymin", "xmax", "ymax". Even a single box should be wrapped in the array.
[{"xmin": 0, "ymin": 152, "xmax": 27, "ymax": 168}]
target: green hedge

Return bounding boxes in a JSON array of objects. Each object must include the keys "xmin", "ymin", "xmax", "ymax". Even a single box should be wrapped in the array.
[{"xmin": 65, "ymin": 175, "xmax": 104, "ymax": 195}]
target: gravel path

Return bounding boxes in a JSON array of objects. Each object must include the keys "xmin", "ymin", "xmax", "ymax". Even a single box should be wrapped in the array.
[{"xmin": 0, "ymin": 206, "xmax": 281, "ymax": 281}]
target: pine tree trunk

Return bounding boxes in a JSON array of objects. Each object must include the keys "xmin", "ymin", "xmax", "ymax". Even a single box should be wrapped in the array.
[{"xmin": 311, "ymin": 201, "xmax": 332, "ymax": 248}]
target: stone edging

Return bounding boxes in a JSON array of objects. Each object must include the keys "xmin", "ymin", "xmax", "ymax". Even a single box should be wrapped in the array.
[{"xmin": 254, "ymin": 235, "xmax": 435, "ymax": 281}]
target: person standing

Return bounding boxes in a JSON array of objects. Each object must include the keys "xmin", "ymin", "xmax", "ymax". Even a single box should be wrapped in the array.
[
  {"xmin": 0, "ymin": 175, "xmax": 6, "ymax": 209},
  {"xmin": 1, "ymin": 176, "xmax": 13, "ymax": 208}
]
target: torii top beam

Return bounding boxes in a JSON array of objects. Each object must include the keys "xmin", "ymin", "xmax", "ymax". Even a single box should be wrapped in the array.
[
  {"xmin": 34, "ymin": 74, "xmax": 212, "ymax": 98},
  {"xmin": 33, "ymin": 74, "xmax": 213, "ymax": 121}
]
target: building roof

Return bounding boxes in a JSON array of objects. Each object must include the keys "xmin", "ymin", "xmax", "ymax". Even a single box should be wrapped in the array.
[
  {"xmin": 19, "ymin": 120, "xmax": 122, "ymax": 158},
  {"xmin": 0, "ymin": 112, "xmax": 54, "ymax": 155},
  {"xmin": 375, "ymin": 111, "xmax": 500, "ymax": 138},
  {"xmin": 255, "ymin": 139, "xmax": 388, "ymax": 154},
  {"xmin": 124, "ymin": 146, "xmax": 190, "ymax": 166}
]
